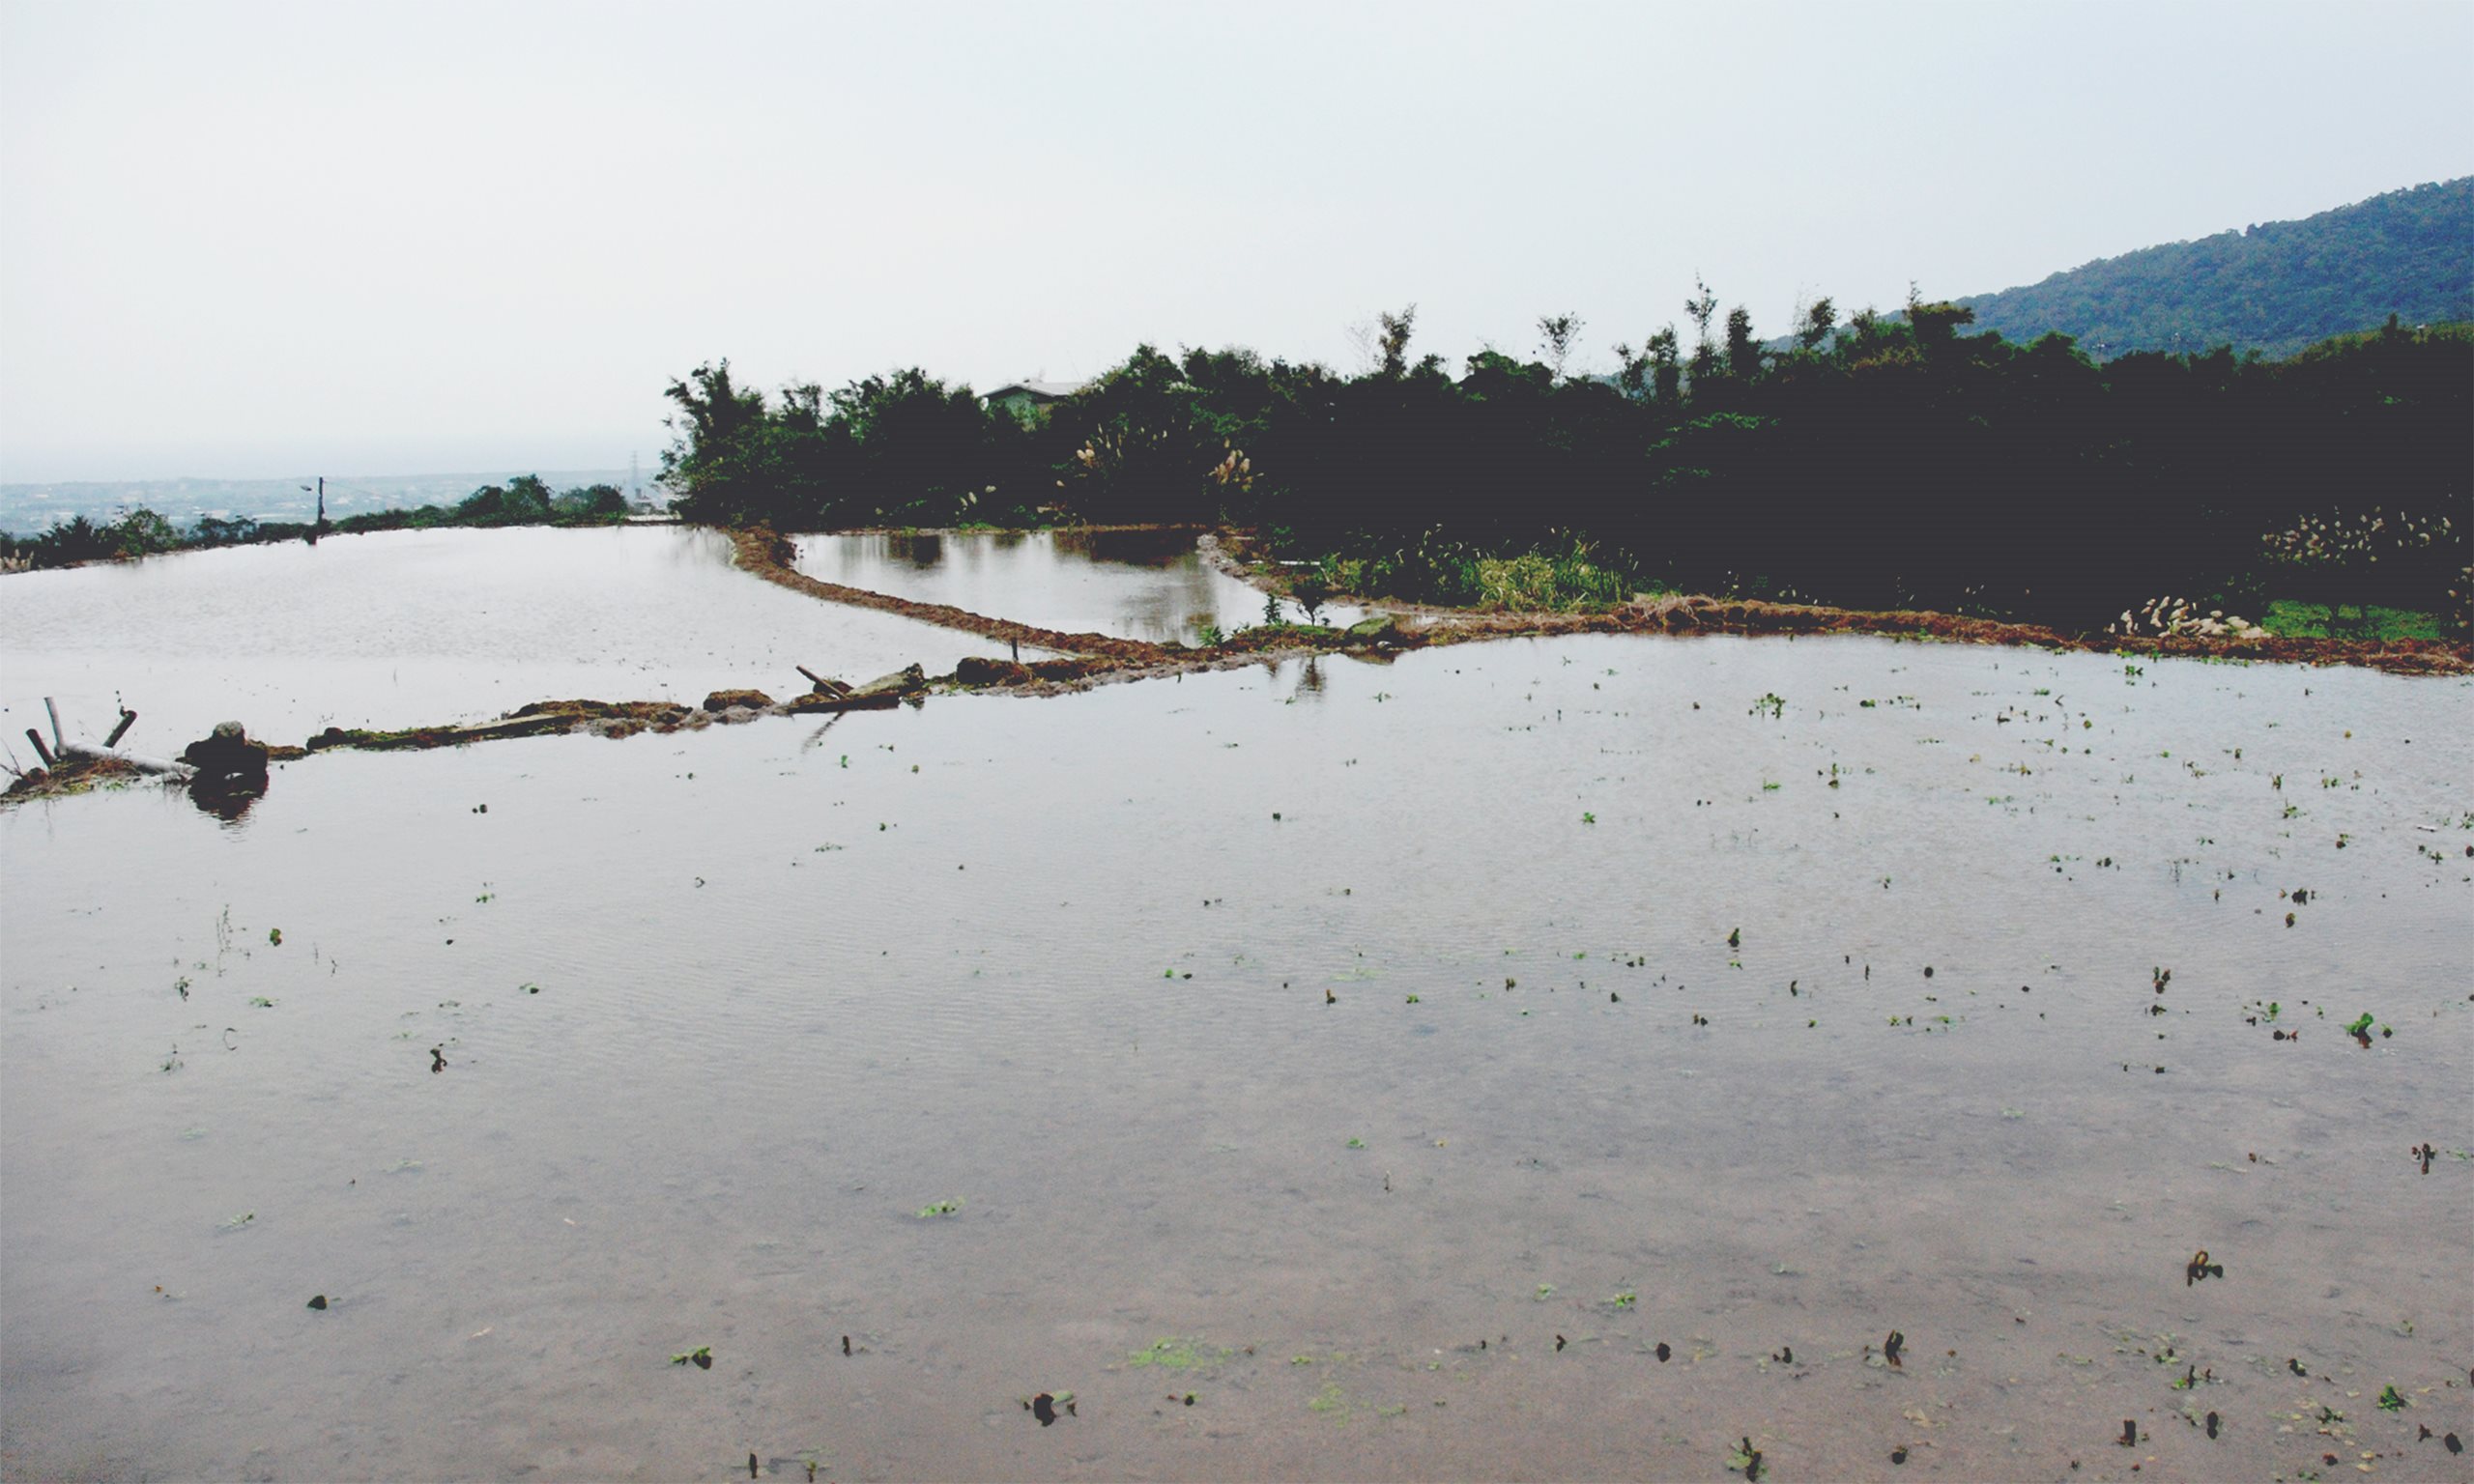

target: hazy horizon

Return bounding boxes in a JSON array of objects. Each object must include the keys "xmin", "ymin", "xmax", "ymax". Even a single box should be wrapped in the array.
[{"xmin": 5, "ymin": 0, "xmax": 2468, "ymax": 483}]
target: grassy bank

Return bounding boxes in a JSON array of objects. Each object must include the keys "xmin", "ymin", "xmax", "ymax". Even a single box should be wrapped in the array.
[
  {"xmin": 2260, "ymin": 600, "xmax": 2447, "ymax": 642},
  {"xmin": 1309, "ymin": 534, "xmax": 1649, "ymax": 613}
]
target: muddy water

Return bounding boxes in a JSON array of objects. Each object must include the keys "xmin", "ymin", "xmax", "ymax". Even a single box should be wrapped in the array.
[
  {"xmin": 791, "ymin": 528, "xmax": 1360, "ymax": 644},
  {"xmin": 0, "ymin": 527, "xmax": 1018, "ymax": 751},
  {"xmin": 3, "ymin": 635, "xmax": 2468, "ymax": 1482}
]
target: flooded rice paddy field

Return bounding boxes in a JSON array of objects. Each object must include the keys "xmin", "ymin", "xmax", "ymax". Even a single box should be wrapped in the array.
[
  {"xmin": 791, "ymin": 528, "xmax": 1357, "ymax": 644},
  {"xmin": 3, "ymin": 633, "xmax": 2469, "ymax": 1482},
  {"xmin": 0, "ymin": 528, "xmax": 1018, "ymax": 750}
]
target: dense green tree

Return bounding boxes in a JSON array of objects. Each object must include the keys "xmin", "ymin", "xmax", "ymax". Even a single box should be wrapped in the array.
[
  {"xmin": 1537, "ymin": 313, "xmax": 1584, "ymax": 382},
  {"xmin": 112, "ymin": 508, "xmax": 182, "ymax": 556},
  {"xmin": 1797, "ymin": 298, "xmax": 1836, "ymax": 354},
  {"xmin": 1648, "ymin": 327, "xmax": 1683, "ymax": 404},
  {"xmin": 1683, "ymin": 278, "xmax": 1719, "ymax": 390},
  {"xmin": 1376, "ymin": 305, "xmax": 1417, "ymax": 379},
  {"xmin": 1724, "ymin": 306, "xmax": 1760, "ymax": 380},
  {"xmin": 659, "ymin": 360, "xmax": 781, "ymax": 524},
  {"xmin": 637, "ymin": 295, "xmax": 2466, "ymax": 631}
]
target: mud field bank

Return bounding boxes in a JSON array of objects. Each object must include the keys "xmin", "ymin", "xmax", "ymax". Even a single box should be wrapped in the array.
[{"xmin": 10, "ymin": 525, "xmax": 2462, "ymax": 810}]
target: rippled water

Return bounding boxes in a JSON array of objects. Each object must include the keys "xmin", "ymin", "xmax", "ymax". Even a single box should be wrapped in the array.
[
  {"xmin": 0, "ymin": 527, "xmax": 1018, "ymax": 752},
  {"xmin": 3, "ymin": 634, "xmax": 2468, "ymax": 1481},
  {"xmin": 791, "ymin": 528, "xmax": 1360, "ymax": 644}
]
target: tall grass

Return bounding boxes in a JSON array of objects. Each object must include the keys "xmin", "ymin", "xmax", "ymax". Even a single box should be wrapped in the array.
[{"xmin": 1315, "ymin": 530, "xmax": 1645, "ymax": 611}]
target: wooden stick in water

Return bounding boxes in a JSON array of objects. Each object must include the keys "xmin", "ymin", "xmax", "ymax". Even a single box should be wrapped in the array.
[{"xmin": 58, "ymin": 742, "xmax": 194, "ymax": 780}]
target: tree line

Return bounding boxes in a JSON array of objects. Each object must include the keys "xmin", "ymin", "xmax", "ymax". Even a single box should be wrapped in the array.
[
  {"xmin": 658, "ymin": 296, "xmax": 2470, "ymax": 633},
  {"xmin": 1, "ymin": 476, "xmax": 633, "ymax": 571}
]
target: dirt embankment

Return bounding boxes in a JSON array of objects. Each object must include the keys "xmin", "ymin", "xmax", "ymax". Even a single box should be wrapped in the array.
[
  {"xmin": 1202, "ymin": 531, "xmax": 2473, "ymax": 678},
  {"xmin": 13, "ymin": 526, "xmax": 2461, "ymax": 810},
  {"xmin": 1, "ymin": 751, "xmax": 143, "ymax": 803},
  {"xmin": 1608, "ymin": 595, "xmax": 2471, "ymax": 674},
  {"xmin": 727, "ymin": 527, "xmax": 1173, "ymax": 663}
]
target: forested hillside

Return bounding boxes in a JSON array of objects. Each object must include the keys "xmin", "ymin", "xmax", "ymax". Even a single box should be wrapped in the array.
[{"xmin": 1956, "ymin": 178, "xmax": 2472, "ymax": 358}]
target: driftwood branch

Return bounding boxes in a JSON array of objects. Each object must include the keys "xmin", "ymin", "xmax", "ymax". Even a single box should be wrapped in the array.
[
  {"xmin": 796, "ymin": 664, "xmax": 851, "ymax": 698},
  {"xmin": 58, "ymin": 742, "xmax": 195, "ymax": 781}
]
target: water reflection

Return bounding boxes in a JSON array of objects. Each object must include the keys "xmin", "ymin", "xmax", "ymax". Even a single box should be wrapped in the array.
[
  {"xmin": 187, "ymin": 779, "xmax": 261, "ymax": 825},
  {"xmin": 882, "ymin": 530, "xmax": 943, "ymax": 567},
  {"xmin": 794, "ymin": 528, "xmax": 1361, "ymax": 643}
]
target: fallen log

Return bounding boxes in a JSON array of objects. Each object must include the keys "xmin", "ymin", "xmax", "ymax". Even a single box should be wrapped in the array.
[{"xmin": 59, "ymin": 742, "xmax": 196, "ymax": 781}]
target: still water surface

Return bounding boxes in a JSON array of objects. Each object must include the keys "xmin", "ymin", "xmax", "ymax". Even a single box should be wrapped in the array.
[
  {"xmin": 791, "ymin": 528, "xmax": 1358, "ymax": 644},
  {"xmin": 3, "ymin": 634, "xmax": 2468, "ymax": 1480},
  {"xmin": 0, "ymin": 527, "xmax": 1017, "ymax": 752}
]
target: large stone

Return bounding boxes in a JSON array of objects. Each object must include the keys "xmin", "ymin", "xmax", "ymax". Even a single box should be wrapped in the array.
[
  {"xmin": 701, "ymin": 689, "xmax": 774, "ymax": 713},
  {"xmin": 955, "ymin": 656, "xmax": 1034, "ymax": 687},
  {"xmin": 182, "ymin": 721, "xmax": 271, "ymax": 790}
]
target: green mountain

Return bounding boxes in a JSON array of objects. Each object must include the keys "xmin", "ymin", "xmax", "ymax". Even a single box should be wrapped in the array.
[{"xmin": 1954, "ymin": 177, "xmax": 2472, "ymax": 359}]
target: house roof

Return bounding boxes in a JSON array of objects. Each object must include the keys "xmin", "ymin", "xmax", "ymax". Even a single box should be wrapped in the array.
[{"xmin": 983, "ymin": 379, "xmax": 1087, "ymax": 402}]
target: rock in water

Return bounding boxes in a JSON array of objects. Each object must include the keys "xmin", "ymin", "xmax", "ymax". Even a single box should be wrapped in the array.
[
  {"xmin": 955, "ymin": 656, "xmax": 1034, "ymax": 687},
  {"xmin": 182, "ymin": 721, "xmax": 270, "ymax": 796}
]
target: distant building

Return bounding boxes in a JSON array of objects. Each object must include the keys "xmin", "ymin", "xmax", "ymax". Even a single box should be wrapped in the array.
[{"xmin": 983, "ymin": 379, "xmax": 1087, "ymax": 423}]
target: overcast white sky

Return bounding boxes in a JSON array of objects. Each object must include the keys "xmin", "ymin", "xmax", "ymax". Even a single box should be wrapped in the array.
[{"xmin": 2, "ymin": 0, "xmax": 2467, "ymax": 482}]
